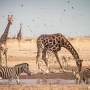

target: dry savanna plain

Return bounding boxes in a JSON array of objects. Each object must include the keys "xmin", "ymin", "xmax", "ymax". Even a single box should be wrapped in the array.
[{"xmin": 0, "ymin": 37, "xmax": 90, "ymax": 90}]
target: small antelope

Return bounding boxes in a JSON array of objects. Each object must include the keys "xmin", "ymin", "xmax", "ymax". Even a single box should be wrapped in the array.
[
  {"xmin": 72, "ymin": 69, "xmax": 81, "ymax": 84},
  {"xmin": 62, "ymin": 56, "xmax": 71, "ymax": 67}
]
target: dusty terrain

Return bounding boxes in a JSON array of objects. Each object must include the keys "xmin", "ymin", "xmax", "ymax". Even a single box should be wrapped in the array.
[{"xmin": 0, "ymin": 37, "xmax": 90, "ymax": 90}]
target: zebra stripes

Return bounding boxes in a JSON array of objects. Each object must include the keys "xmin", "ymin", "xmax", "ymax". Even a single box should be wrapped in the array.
[
  {"xmin": 0, "ymin": 66, "xmax": 14, "ymax": 79},
  {"xmin": 83, "ymin": 68, "xmax": 90, "ymax": 84},
  {"xmin": 14, "ymin": 63, "xmax": 31, "ymax": 76},
  {"xmin": 0, "ymin": 63, "xmax": 31, "ymax": 84}
]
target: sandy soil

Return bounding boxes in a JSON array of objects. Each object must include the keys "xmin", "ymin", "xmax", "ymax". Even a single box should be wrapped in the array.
[
  {"xmin": 0, "ymin": 37, "xmax": 90, "ymax": 90},
  {"xmin": 0, "ymin": 84, "xmax": 90, "ymax": 90}
]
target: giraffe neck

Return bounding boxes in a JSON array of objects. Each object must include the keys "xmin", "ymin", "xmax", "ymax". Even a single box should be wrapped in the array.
[
  {"xmin": 0, "ymin": 22, "xmax": 11, "ymax": 44},
  {"xmin": 19, "ymin": 25, "xmax": 22, "ymax": 34},
  {"xmin": 19, "ymin": 27, "xmax": 22, "ymax": 34},
  {"xmin": 17, "ymin": 27, "xmax": 22, "ymax": 41},
  {"xmin": 62, "ymin": 38, "xmax": 79, "ymax": 61},
  {"xmin": 18, "ymin": 26, "xmax": 22, "ymax": 37}
]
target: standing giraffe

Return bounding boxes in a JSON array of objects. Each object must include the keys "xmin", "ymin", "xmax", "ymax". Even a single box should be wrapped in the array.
[
  {"xmin": 17, "ymin": 23, "xmax": 22, "ymax": 43},
  {"xmin": 0, "ymin": 15, "xmax": 13, "ymax": 66},
  {"xmin": 36, "ymin": 33, "xmax": 83, "ymax": 73}
]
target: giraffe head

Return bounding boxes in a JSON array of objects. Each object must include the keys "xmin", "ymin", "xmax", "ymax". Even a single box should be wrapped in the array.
[
  {"xmin": 76, "ymin": 59, "xmax": 83, "ymax": 72},
  {"xmin": 20, "ymin": 23, "xmax": 22, "ymax": 27},
  {"xmin": 20, "ymin": 23, "xmax": 22, "ymax": 29},
  {"xmin": 8, "ymin": 15, "xmax": 13, "ymax": 24}
]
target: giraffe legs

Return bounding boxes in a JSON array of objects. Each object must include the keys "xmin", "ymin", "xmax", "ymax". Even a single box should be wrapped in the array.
[
  {"xmin": 36, "ymin": 49, "xmax": 40, "ymax": 64},
  {"xmin": 0, "ymin": 43, "xmax": 8, "ymax": 67},
  {"xmin": 36, "ymin": 49, "xmax": 49, "ymax": 73},
  {"xmin": 4, "ymin": 50, "xmax": 7, "ymax": 67},
  {"xmin": 0, "ymin": 49, "xmax": 7, "ymax": 67},
  {"xmin": 42, "ymin": 49, "xmax": 48, "ymax": 66},
  {"xmin": 0, "ymin": 50, "xmax": 2, "ymax": 66},
  {"xmin": 41, "ymin": 49, "xmax": 49, "ymax": 74},
  {"xmin": 53, "ymin": 51, "xmax": 65, "ymax": 73},
  {"xmin": 36, "ymin": 48, "xmax": 64, "ymax": 73},
  {"xmin": 36, "ymin": 51, "xmax": 41, "ymax": 73}
]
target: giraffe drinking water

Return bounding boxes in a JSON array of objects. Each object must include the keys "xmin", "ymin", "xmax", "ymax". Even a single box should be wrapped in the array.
[{"xmin": 36, "ymin": 33, "xmax": 83, "ymax": 73}]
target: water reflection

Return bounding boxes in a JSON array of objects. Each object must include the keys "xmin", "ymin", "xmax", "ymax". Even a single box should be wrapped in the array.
[
  {"xmin": 36, "ymin": 79, "xmax": 76, "ymax": 84},
  {"xmin": 37, "ymin": 79, "xmax": 48, "ymax": 84},
  {"xmin": 0, "ymin": 79, "xmax": 85, "ymax": 85}
]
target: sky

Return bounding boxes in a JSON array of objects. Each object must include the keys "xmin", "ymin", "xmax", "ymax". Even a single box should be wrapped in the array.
[{"xmin": 0, "ymin": 0, "xmax": 90, "ymax": 38}]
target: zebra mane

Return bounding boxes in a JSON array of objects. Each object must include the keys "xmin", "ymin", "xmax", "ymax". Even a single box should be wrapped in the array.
[{"xmin": 14, "ymin": 63, "xmax": 29, "ymax": 67}]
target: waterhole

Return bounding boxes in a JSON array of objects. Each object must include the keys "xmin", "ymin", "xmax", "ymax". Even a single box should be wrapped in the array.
[{"xmin": 0, "ymin": 79, "xmax": 85, "ymax": 84}]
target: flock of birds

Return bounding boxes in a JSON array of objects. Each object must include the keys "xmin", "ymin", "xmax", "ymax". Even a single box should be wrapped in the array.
[{"xmin": 1, "ymin": 0, "xmax": 84, "ymax": 38}]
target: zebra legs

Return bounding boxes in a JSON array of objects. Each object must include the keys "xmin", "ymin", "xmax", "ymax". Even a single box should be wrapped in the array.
[
  {"xmin": 8, "ymin": 78, "xmax": 13, "ymax": 84},
  {"xmin": 8, "ymin": 76, "xmax": 20, "ymax": 84},
  {"xmin": 0, "ymin": 77, "xmax": 2, "ymax": 84},
  {"xmin": 16, "ymin": 76, "xmax": 20, "ymax": 84}
]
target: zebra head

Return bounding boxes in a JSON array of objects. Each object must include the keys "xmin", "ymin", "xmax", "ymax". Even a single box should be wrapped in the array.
[
  {"xmin": 23, "ymin": 63, "xmax": 31, "ymax": 76},
  {"xmin": 15, "ymin": 63, "xmax": 31, "ymax": 76}
]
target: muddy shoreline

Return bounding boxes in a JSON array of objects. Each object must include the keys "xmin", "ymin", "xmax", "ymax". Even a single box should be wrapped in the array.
[
  {"xmin": 0, "ymin": 38, "xmax": 90, "ymax": 89},
  {"xmin": 0, "ymin": 84, "xmax": 90, "ymax": 90}
]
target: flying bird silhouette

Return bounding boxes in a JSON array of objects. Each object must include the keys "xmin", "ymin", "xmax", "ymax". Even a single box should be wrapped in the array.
[{"xmin": 68, "ymin": 1, "xmax": 70, "ymax": 3}]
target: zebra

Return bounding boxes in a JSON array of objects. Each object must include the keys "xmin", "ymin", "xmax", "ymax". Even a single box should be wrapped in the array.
[
  {"xmin": 83, "ymin": 68, "xmax": 90, "ymax": 84},
  {"xmin": 0, "ymin": 63, "xmax": 31, "ymax": 84}
]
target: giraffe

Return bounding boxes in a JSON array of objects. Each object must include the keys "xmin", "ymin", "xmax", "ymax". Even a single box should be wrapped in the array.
[
  {"xmin": 0, "ymin": 15, "xmax": 13, "ymax": 66},
  {"xmin": 36, "ymin": 33, "xmax": 83, "ymax": 73},
  {"xmin": 17, "ymin": 23, "xmax": 22, "ymax": 43}
]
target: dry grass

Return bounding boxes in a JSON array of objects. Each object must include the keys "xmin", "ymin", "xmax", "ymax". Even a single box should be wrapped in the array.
[{"xmin": 0, "ymin": 37, "xmax": 90, "ymax": 90}]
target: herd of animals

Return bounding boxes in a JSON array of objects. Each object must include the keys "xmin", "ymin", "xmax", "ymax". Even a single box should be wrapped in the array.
[{"xmin": 0, "ymin": 15, "xmax": 90, "ymax": 84}]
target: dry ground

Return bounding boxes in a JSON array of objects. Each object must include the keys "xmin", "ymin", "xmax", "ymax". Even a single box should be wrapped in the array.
[
  {"xmin": 0, "ymin": 37, "xmax": 90, "ymax": 90},
  {"xmin": 0, "ymin": 84, "xmax": 90, "ymax": 90}
]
